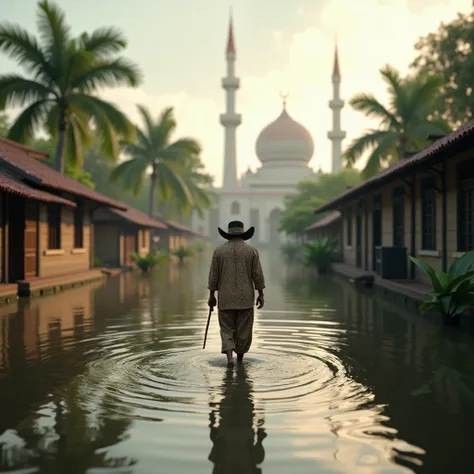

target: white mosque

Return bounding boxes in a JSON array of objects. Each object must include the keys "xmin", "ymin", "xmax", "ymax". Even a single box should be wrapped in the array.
[{"xmin": 191, "ymin": 16, "xmax": 346, "ymax": 245}]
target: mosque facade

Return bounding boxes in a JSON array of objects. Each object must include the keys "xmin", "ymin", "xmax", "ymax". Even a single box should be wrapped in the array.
[{"xmin": 191, "ymin": 17, "xmax": 346, "ymax": 246}]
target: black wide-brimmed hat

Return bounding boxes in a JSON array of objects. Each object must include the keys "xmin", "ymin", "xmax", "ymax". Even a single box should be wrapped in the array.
[{"xmin": 218, "ymin": 220, "xmax": 255, "ymax": 241}]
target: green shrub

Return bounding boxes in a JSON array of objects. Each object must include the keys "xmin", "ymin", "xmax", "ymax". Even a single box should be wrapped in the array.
[
  {"xmin": 409, "ymin": 251, "xmax": 474, "ymax": 320},
  {"xmin": 172, "ymin": 246, "xmax": 195, "ymax": 263},
  {"xmin": 132, "ymin": 250, "xmax": 168, "ymax": 273},
  {"xmin": 301, "ymin": 238, "xmax": 339, "ymax": 273}
]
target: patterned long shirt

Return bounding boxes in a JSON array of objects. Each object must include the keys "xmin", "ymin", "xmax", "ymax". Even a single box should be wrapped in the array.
[{"xmin": 208, "ymin": 239, "xmax": 266, "ymax": 310}]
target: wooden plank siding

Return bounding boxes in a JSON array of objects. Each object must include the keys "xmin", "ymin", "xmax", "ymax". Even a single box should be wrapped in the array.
[{"xmin": 38, "ymin": 203, "xmax": 92, "ymax": 278}]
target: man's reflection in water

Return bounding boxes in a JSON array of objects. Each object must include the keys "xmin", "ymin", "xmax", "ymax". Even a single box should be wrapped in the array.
[{"xmin": 208, "ymin": 364, "xmax": 266, "ymax": 473}]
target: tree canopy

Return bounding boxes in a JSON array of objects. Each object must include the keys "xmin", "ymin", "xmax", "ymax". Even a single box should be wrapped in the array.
[
  {"xmin": 411, "ymin": 11, "xmax": 474, "ymax": 127},
  {"xmin": 111, "ymin": 105, "xmax": 212, "ymax": 217},
  {"xmin": 279, "ymin": 169, "xmax": 361, "ymax": 236},
  {"xmin": 0, "ymin": 0, "xmax": 141, "ymax": 173},
  {"xmin": 343, "ymin": 65, "xmax": 449, "ymax": 178}
]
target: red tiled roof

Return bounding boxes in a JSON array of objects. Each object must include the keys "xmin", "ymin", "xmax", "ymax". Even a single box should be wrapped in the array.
[
  {"xmin": 305, "ymin": 211, "xmax": 341, "ymax": 231},
  {"xmin": 0, "ymin": 139, "xmax": 126, "ymax": 210},
  {"xmin": 111, "ymin": 205, "xmax": 168, "ymax": 229},
  {"xmin": 0, "ymin": 137, "xmax": 49, "ymax": 159},
  {"xmin": 316, "ymin": 119, "xmax": 474, "ymax": 213},
  {"xmin": 0, "ymin": 174, "xmax": 76, "ymax": 207}
]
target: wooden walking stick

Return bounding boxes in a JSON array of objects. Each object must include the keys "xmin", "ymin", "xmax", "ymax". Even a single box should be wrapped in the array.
[{"xmin": 203, "ymin": 307, "xmax": 213, "ymax": 349}]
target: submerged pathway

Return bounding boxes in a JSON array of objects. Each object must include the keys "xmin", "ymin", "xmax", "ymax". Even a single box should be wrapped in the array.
[{"xmin": 0, "ymin": 252, "xmax": 473, "ymax": 473}]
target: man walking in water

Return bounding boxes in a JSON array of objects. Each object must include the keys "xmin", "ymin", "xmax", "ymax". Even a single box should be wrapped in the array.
[{"xmin": 208, "ymin": 221, "xmax": 266, "ymax": 367}]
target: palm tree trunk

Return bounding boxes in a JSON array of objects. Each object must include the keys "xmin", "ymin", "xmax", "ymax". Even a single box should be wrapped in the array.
[
  {"xmin": 54, "ymin": 112, "xmax": 68, "ymax": 173},
  {"xmin": 149, "ymin": 166, "xmax": 157, "ymax": 217}
]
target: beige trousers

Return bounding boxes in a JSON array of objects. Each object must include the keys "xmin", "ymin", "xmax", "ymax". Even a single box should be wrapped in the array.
[{"xmin": 218, "ymin": 308, "xmax": 254, "ymax": 354}]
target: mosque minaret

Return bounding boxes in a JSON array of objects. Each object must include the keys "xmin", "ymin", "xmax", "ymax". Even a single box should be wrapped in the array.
[
  {"xmin": 327, "ymin": 45, "xmax": 346, "ymax": 173},
  {"xmin": 220, "ymin": 15, "xmax": 241, "ymax": 189},
  {"xmin": 191, "ymin": 16, "xmax": 345, "ymax": 245}
]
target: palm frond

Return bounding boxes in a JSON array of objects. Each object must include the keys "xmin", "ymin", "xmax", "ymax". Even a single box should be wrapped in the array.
[
  {"xmin": 7, "ymin": 100, "xmax": 50, "ymax": 143},
  {"xmin": 155, "ymin": 163, "xmax": 192, "ymax": 206},
  {"xmin": 64, "ymin": 109, "xmax": 91, "ymax": 166},
  {"xmin": 0, "ymin": 74, "xmax": 53, "ymax": 109},
  {"xmin": 0, "ymin": 23, "xmax": 52, "ymax": 80},
  {"xmin": 78, "ymin": 27, "xmax": 127, "ymax": 57},
  {"xmin": 349, "ymin": 93, "xmax": 398, "ymax": 129},
  {"xmin": 71, "ymin": 58, "xmax": 142, "ymax": 90},
  {"xmin": 380, "ymin": 64, "xmax": 404, "ymax": 97},
  {"xmin": 362, "ymin": 133, "xmax": 398, "ymax": 178},
  {"xmin": 64, "ymin": 117, "xmax": 85, "ymax": 168},
  {"xmin": 109, "ymin": 157, "xmax": 148, "ymax": 189},
  {"xmin": 37, "ymin": 1, "xmax": 70, "ymax": 80},
  {"xmin": 70, "ymin": 93, "xmax": 134, "ymax": 160},
  {"xmin": 342, "ymin": 129, "xmax": 394, "ymax": 166},
  {"xmin": 159, "ymin": 138, "xmax": 201, "ymax": 159}
]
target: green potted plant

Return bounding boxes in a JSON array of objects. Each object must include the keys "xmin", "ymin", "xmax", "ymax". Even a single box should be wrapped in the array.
[
  {"xmin": 409, "ymin": 251, "xmax": 474, "ymax": 326},
  {"xmin": 132, "ymin": 250, "xmax": 168, "ymax": 273},
  {"xmin": 301, "ymin": 237, "xmax": 339, "ymax": 274},
  {"xmin": 173, "ymin": 246, "xmax": 195, "ymax": 264}
]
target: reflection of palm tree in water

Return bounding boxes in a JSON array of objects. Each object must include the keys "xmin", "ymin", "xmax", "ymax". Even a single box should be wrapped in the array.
[{"xmin": 208, "ymin": 365, "xmax": 266, "ymax": 473}]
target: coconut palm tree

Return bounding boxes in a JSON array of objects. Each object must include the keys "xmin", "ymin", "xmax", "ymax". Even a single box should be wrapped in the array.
[
  {"xmin": 165, "ymin": 154, "xmax": 214, "ymax": 219},
  {"xmin": 0, "ymin": 0, "xmax": 141, "ymax": 173},
  {"xmin": 110, "ymin": 105, "xmax": 202, "ymax": 217},
  {"xmin": 343, "ymin": 65, "xmax": 449, "ymax": 178}
]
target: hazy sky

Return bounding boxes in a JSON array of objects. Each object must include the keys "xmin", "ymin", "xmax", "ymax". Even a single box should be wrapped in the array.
[{"xmin": 1, "ymin": 0, "xmax": 471, "ymax": 186}]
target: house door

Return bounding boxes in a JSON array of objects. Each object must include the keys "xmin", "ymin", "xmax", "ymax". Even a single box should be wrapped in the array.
[
  {"xmin": 24, "ymin": 201, "xmax": 38, "ymax": 279},
  {"xmin": 356, "ymin": 206, "xmax": 363, "ymax": 268},
  {"xmin": 124, "ymin": 229, "xmax": 137, "ymax": 265},
  {"xmin": 372, "ymin": 195, "xmax": 382, "ymax": 271},
  {"xmin": 8, "ymin": 195, "xmax": 26, "ymax": 282}
]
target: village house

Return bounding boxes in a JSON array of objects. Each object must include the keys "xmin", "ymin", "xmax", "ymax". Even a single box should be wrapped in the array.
[
  {"xmin": 152, "ymin": 213, "xmax": 201, "ymax": 252},
  {"xmin": 305, "ymin": 211, "xmax": 342, "ymax": 242},
  {"xmin": 305, "ymin": 211, "xmax": 343, "ymax": 261},
  {"xmin": 315, "ymin": 121, "xmax": 474, "ymax": 300},
  {"xmin": 93, "ymin": 204, "xmax": 167, "ymax": 267},
  {"xmin": 0, "ymin": 137, "xmax": 127, "ymax": 299}
]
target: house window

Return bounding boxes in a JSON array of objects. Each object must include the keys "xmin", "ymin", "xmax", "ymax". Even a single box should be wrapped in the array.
[
  {"xmin": 392, "ymin": 186, "xmax": 405, "ymax": 247},
  {"xmin": 73, "ymin": 200, "xmax": 84, "ymax": 249},
  {"xmin": 48, "ymin": 204, "xmax": 61, "ymax": 250},
  {"xmin": 346, "ymin": 207, "xmax": 353, "ymax": 246},
  {"xmin": 458, "ymin": 167, "xmax": 474, "ymax": 252},
  {"xmin": 421, "ymin": 177, "xmax": 436, "ymax": 250},
  {"xmin": 231, "ymin": 201, "xmax": 240, "ymax": 215}
]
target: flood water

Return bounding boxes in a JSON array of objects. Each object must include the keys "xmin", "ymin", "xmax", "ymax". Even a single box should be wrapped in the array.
[{"xmin": 1, "ymin": 251, "xmax": 474, "ymax": 474}]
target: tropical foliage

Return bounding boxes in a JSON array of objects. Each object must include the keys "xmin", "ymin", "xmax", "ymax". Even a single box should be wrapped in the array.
[
  {"xmin": 111, "ymin": 105, "xmax": 212, "ymax": 217},
  {"xmin": 343, "ymin": 65, "xmax": 449, "ymax": 178},
  {"xmin": 411, "ymin": 12, "xmax": 474, "ymax": 127},
  {"xmin": 173, "ymin": 245, "xmax": 194, "ymax": 264},
  {"xmin": 132, "ymin": 250, "xmax": 168, "ymax": 273},
  {"xmin": 0, "ymin": 0, "xmax": 141, "ymax": 173},
  {"xmin": 279, "ymin": 170, "xmax": 361, "ymax": 237},
  {"xmin": 301, "ymin": 238, "xmax": 340, "ymax": 273},
  {"xmin": 409, "ymin": 251, "xmax": 474, "ymax": 321}
]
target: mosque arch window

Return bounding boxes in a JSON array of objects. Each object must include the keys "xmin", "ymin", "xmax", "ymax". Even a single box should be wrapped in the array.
[{"xmin": 231, "ymin": 201, "xmax": 240, "ymax": 215}]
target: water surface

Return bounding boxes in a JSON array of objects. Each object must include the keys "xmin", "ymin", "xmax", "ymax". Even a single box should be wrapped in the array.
[{"xmin": 1, "ymin": 251, "xmax": 474, "ymax": 473}]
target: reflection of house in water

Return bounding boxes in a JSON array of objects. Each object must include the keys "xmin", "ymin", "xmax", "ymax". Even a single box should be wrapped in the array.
[
  {"xmin": 0, "ymin": 280, "xmax": 104, "ymax": 436},
  {"xmin": 208, "ymin": 366, "xmax": 266, "ymax": 474}
]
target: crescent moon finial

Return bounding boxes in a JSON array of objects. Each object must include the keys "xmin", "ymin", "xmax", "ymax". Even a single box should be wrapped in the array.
[{"xmin": 279, "ymin": 90, "xmax": 289, "ymax": 109}]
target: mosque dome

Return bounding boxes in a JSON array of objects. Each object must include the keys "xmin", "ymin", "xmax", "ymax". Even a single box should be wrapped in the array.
[{"xmin": 255, "ymin": 106, "xmax": 314, "ymax": 165}]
